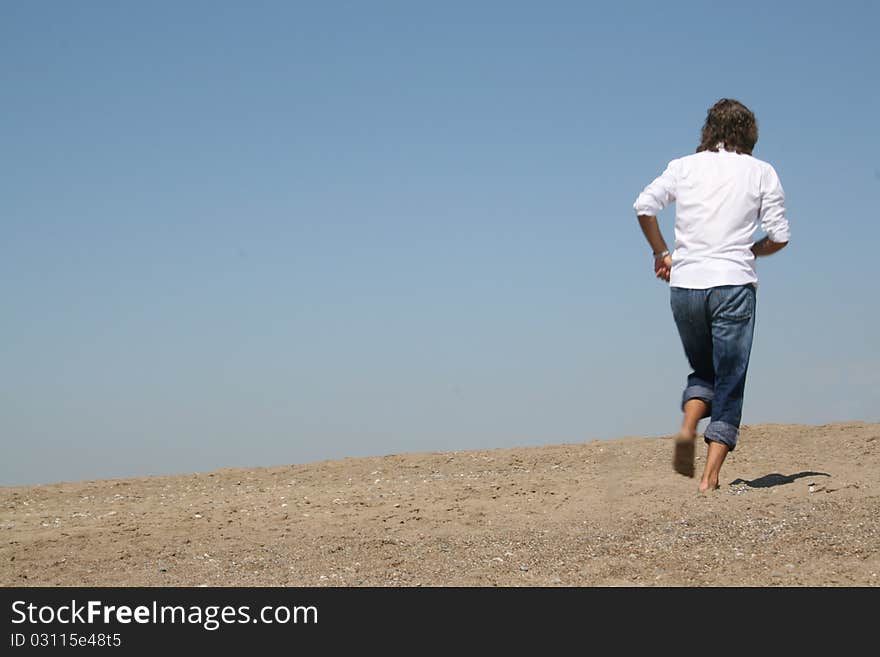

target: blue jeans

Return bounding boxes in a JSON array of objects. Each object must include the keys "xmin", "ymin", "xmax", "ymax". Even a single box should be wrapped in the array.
[{"xmin": 669, "ymin": 284, "xmax": 756, "ymax": 451}]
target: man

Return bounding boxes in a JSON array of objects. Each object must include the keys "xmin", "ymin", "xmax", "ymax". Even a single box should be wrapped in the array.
[{"xmin": 633, "ymin": 98, "xmax": 790, "ymax": 492}]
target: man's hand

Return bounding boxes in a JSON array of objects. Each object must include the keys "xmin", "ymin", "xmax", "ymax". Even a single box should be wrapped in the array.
[{"xmin": 654, "ymin": 254, "xmax": 672, "ymax": 282}]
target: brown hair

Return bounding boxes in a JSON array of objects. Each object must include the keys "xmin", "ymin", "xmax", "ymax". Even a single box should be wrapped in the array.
[{"xmin": 697, "ymin": 98, "xmax": 758, "ymax": 155}]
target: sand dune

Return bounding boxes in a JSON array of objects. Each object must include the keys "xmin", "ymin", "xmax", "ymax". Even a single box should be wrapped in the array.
[{"xmin": 2, "ymin": 422, "xmax": 878, "ymax": 586}]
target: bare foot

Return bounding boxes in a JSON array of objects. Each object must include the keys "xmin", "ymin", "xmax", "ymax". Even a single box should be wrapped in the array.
[
  {"xmin": 673, "ymin": 434, "xmax": 696, "ymax": 478},
  {"xmin": 698, "ymin": 479, "xmax": 721, "ymax": 493}
]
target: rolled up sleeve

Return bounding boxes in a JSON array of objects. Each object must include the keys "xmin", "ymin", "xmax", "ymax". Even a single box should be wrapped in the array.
[
  {"xmin": 633, "ymin": 160, "xmax": 678, "ymax": 216},
  {"xmin": 760, "ymin": 164, "xmax": 791, "ymax": 243}
]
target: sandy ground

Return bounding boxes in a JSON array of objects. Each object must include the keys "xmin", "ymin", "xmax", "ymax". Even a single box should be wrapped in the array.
[{"xmin": 2, "ymin": 422, "xmax": 878, "ymax": 587}]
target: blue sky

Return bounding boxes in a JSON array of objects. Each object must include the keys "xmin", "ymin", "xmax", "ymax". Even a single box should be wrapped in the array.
[{"xmin": 2, "ymin": 1, "xmax": 878, "ymax": 485}]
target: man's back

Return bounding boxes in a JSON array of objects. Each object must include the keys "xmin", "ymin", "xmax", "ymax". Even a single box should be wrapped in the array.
[{"xmin": 634, "ymin": 148, "xmax": 790, "ymax": 289}]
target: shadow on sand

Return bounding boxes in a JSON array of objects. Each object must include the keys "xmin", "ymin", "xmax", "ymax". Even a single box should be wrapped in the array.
[{"xmin": 729, "ymin": 471, "xmax": 830, "ymax": 489}]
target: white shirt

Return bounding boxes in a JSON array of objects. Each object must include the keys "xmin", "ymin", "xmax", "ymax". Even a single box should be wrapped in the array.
[{"xmin": 633, "ymin": 148, "xmax": 790, "ymax": 289}]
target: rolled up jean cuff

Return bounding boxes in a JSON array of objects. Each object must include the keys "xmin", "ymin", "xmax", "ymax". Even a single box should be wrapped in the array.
[
  {"xmin": 704, "ymin": 420, "xmax": 739, "ymax": 451},
  {"xmin": 681, "ymin": 384, "xmax": 714, "ymax": 412}
]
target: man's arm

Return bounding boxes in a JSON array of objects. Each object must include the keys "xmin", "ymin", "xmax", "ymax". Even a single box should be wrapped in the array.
[
  {"xmin": 633, "ymin": 160, "xmax": 677, "ymax": 283},
  {"xmin": 755, "ymin": 164, "xmax": 790, "ymax": 257},
  {"xmin": 751, "ymin": 236, "xmax": 788, "ymax": 257},
  {"xmin": 638, "ymin": 214, "xmax": 673, "ymax": 281},
  {"xmin": 638, "ymin": 214, "xmax": 668, "ymax": 255}
]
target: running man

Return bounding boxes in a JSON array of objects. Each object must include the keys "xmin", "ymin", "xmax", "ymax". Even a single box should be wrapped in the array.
[{"xmin": 633, "ymin": 98, "xmax": 791, "ymax": 492}]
